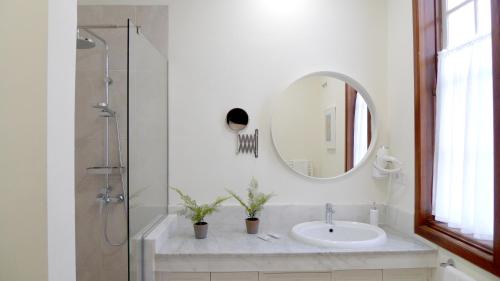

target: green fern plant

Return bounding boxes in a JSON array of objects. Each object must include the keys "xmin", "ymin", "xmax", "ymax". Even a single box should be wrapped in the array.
[
  {"xmin": 171, "ymin": 187, "xmax": 230, "ymax": 224},
  {"xmin": 227, "ymin": 178, "xmax": 274, "ymax": 219}
]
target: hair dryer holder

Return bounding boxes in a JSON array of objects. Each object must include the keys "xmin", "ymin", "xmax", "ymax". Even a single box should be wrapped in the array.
[{"xmin": 372, "ymin": 146, "xmax": 402, "ymax": 179}]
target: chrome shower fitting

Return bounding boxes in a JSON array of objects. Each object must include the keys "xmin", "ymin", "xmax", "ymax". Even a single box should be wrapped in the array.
[
  {"xmin": 105, "ymin": 76, "xmax": 113, "ymax": 86},
  {"xmin": 80, "ymin": 26, "xmax": 127, "ymax": 247},
  {"xmin": 93, "ymin": 102, "xmax": 116, "ymax": 117},
  {"xmin": 97, "ymin": 189, "xmax": 125, "ymax": 204},
  {"xmin": 76, "ymin": 28, "xmax": 96, "ymax": 49}
]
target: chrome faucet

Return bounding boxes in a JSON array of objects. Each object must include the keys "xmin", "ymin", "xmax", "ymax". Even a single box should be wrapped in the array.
[{"xmin": 325, "ymin": 203, "xmax": 335, "ymax": 225}]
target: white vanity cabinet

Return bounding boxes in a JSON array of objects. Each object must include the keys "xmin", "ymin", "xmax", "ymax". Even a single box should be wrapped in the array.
[
  {"xmin": 211, "ymin": 272, "xmax": 259, "ymax": 281},
  {"xmin": 259, "ymin": 272, "xmax": 332, "ymax": 281},
  {"xmin": 157, "ymin": 272, "xmax": 210, "ymax": 281},
  {"xmin": 382, "ymin": 269, "xmax": 431, "ymax": 281},
  {"xmin": 333, "ymin": 270, "xmax": 382, "ymax": 281},
  {"xmin": 157, "ymin": 269, "xmax": 431, "ymax": 281}
]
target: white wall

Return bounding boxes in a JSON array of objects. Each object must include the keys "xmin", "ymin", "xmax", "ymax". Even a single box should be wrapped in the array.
[
  {"xmin": 47, "ymin": 0, "xmax": 77, "ymax": 280},
  {"xmin": 168, "ymin": 0, "xmax": 389, "ymax": 206},
  {"xmin": 385, "ymin": 0, "xmax": 415, "ymax": 214}
]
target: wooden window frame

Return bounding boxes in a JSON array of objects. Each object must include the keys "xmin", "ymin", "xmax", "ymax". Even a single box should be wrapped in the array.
[
  {"xmin": 413, "ymin": 0, "xmax": 500, "ymax": 276},
  {"xmin": 345, "ymin": 84, "xmax": 357, "ymax": 172}
]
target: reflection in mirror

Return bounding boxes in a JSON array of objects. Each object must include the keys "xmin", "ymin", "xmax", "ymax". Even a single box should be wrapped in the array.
[
  {"xmin": 226, "ymin": 108, "xmax": 249, "ymax": 131},
  {"xmin": 271, "ymin": 74, "xmax": 375, "ymax": 179}
]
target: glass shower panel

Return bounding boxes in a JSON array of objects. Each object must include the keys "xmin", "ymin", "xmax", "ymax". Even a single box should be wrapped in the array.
[{"xmin": 127, "ymin": 20, "xmax": 168, "ymax": 281}]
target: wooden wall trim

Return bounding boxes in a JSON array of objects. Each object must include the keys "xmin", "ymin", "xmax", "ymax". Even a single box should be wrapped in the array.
[{"xmin": 413, "ymin": 0, "xmax": 438, "ymax": 227}]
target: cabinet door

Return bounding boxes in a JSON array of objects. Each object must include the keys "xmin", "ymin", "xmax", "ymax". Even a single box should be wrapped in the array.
[
  {"xmin": 260, "ymin": 272, "xmax": 332, "ymax": 281},
  {"xmin": 382, "ymin": 269, "xmax": 431, "ymax": 281},
  {"xmin": 333, "ymin": 270, "xmax": 383, "ymax": 281},
  {"xmin": 156, "ymin": 272, "xmax": 210, "ymax": 281},
  {"xmin": 211, "ymin": 272, "xmax": 259, "ymax": 281}
]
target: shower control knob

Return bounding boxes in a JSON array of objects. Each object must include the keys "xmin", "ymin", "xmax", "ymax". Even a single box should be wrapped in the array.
[{"xmin": 117, "ymin": 194, "xmax": 125, "ymax": 201}]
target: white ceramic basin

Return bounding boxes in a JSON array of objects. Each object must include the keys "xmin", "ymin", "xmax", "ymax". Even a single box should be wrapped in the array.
[{"xmin": 291, "ymin": 221, "xmax": 387, "ymax": 248}]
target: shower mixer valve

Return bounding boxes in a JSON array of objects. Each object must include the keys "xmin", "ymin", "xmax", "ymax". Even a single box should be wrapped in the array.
[{"xmin": 97, "ymin": 190, "xmax": 125, "ymax": 204}]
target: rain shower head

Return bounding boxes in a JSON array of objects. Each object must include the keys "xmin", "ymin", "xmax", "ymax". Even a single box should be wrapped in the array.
[
  {"xmin": 76, "ymin": 29, "xmax": 96, "ymax": 49},
  {"xmin": 77, "ymin": 37, "xmax": 95, "ymax": 49}
]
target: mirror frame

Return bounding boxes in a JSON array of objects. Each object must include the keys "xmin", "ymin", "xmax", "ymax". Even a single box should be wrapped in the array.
[{"xmin": 270, "ymin": 71, "xmax": 378, "ymax": 180}]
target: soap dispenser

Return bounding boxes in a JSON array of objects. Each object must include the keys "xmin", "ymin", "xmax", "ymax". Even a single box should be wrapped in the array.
[{"xmin": 369, "ymin": 202, "xmax": 379, "ymax": 226}]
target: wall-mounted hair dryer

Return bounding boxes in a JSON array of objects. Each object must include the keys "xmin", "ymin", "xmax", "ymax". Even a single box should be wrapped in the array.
[{"xmin": 372, "ymin": 146, "xmax": 402, "ymax": 179}]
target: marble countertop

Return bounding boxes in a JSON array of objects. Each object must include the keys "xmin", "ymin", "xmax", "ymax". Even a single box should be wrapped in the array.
[
  {"xmin": 152, "ymin": 210, "xmax": 437, "ymax": 272},
  {"xmin": 157, "ymin": 223, "xmax": 432, "ymax": 256}
]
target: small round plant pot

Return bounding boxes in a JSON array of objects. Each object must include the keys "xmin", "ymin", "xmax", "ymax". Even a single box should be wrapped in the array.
[
  {"xmin": 193, "ymin": 222, "xmax": 208, "ymax": 239},
  {"xmin": 245, "ymin": 218, "xmax": 260, "ymax": 234}
]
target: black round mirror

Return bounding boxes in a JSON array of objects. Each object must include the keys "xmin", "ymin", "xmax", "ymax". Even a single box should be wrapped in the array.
[{"xmin": 226, "ymin": 108, "xmax": 249, "ymax": 131}]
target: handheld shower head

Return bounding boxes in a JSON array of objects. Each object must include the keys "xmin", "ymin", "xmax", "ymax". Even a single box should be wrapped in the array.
[
  {"xmin": 93, "ymin": 102, "xmax": 115, "ymax": 117},
  {"xmin": 93, "ymin": 102, "xmax": 109, "ymax": 110}
]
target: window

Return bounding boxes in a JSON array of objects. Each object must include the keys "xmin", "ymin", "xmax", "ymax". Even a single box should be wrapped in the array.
[
  {"xmin": 413, "ymin": 0, "xmax": 500, "ymax": 276},
  {"xmin": 433, "ymin": 0, "xmax": 494, "ymax": 242},
  {"xmin": 442, "ymin": 0, "xmax": 491, "ymax": 48}
]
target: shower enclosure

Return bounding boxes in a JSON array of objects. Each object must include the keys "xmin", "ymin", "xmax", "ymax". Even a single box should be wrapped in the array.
[{"xmin": 75, "ymin": 6, "xmax": 168, "ymax": 281}]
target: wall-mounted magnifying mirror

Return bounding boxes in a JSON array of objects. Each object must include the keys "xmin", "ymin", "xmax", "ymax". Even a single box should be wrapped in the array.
[
  {"xmin": 226, "ymin": 108, "xmax": 249, "ymax": 131},
  {"xmin": 271, "ymin": 72, "xmax": 377, "ymax": 179}
]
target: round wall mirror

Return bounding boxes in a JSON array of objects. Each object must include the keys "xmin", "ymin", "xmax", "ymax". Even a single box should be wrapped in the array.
[
  {"xmin": 226, "ymin": 108, "xmax": 249, "ymax": 131},
  {"xmin": 271, "ymin": 72, "xmax": 377, "ymax": 179}
]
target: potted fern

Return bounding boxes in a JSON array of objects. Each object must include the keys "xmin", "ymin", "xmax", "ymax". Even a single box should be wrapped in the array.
[
  {"xmin": 171, "ymin": 187, "xmax": 229, "ymax": 239},
  {"xmin": 227, "ymin": 178, "xmax": 274, "ymax": 234}
]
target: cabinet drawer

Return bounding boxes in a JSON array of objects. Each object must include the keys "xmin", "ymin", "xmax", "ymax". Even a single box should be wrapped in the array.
[
  {"xmin": 211, "ymin": 272, "xmax": 259, "ymax": 281},
  {"xmin": 382, "ymin": 269, "xmax": 431, "ymax": 281},
  {"xmin": 260, "ymin": 272, "xmax": 332, "ymax": 281},
  {"xmin": 334, "ymin": 270, "xmax": 382, "ymax": 281},
  {"xmin": 156, "ymin": 272, "xmax": 210, "ymax": 281}
]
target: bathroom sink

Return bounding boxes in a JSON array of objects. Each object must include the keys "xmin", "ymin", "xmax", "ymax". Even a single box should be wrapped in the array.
[{"xmin": 291, "ymin": 221, "xmax": 387, "ymax": 248}]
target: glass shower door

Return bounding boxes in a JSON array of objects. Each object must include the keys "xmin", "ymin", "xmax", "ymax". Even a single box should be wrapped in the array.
[{"xmin": 127, "ymin": 19, "xmax": 168, "ymax": 281}]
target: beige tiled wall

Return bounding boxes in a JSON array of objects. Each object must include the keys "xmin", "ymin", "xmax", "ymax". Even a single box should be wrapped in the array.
[{"xmin": 76, "ymin": 5, "xmax": 168, "ymax": 281}]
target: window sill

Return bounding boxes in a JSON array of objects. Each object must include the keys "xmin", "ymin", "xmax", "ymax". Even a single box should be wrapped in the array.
[{"xmin": 415, "ymin": 223, "xmax": 498, "ymax": 275}]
